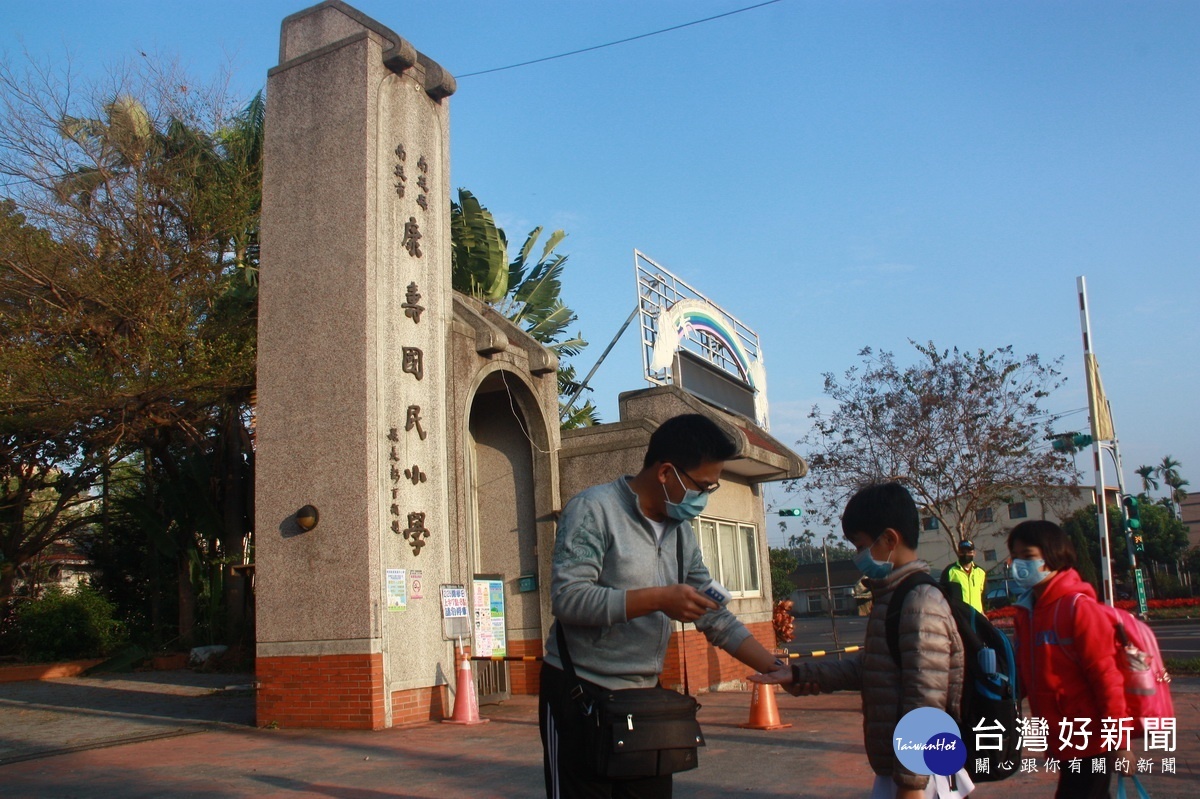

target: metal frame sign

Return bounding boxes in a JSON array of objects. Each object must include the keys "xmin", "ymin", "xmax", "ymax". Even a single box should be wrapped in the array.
[
  {"xmin": 471, "ymin": 576, "xmax": 507, "ymax": 658},
  {"xmin": 634, "ymin": 250, "xmax": 769, "ymax": 428}
]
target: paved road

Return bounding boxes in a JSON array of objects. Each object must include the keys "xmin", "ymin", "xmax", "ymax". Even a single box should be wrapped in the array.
[{"xmin": 0, "ymin": 670, "xmax": 255, "ymax": 766}]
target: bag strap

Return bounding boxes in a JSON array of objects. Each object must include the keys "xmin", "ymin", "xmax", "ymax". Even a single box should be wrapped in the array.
[
  {"xmin": 677, "ymin": 527, "xmax": 691, "ymax": 696},
  {"xmin": 885, "ymin": 571, "xmax": 939, "ymax": 667},
  {"xmin": 1052, "ymin": 592, "xmax": 1084, "ymax": 660},
  {"xmin": 1117, "ymin": 772, "xmax": 1151, "ymax": 799}
]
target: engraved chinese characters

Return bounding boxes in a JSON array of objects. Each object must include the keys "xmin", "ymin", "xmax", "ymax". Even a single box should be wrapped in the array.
[{"xmin": 390, "ymin": 139, "xmax": 436, "ymax": 556}]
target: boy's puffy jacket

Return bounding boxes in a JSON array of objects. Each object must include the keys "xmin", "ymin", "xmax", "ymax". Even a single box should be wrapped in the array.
[{"xmin": 790, "ymin": 560, "xmax": 964, "ymax": 791}]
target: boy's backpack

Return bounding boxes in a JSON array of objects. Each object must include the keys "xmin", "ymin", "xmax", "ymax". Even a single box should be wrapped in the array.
[
  {"xmin": 1056, "ymin": 593, "xmax": 1173, "ymax": 731},
  {"xmin": 886, "ymin": 572, "xmax": 1021, "ymax": 782}
]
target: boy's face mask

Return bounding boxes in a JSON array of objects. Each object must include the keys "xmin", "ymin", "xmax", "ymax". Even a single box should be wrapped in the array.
[{"xmin": 852, "ymin": 534, "xmax": 894, "ymax": 579}]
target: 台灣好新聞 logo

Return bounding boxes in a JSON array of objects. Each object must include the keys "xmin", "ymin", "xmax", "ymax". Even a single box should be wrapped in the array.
[{"xmin": 893, "ymin": 707, "xmax": 967, "ymax": 776}]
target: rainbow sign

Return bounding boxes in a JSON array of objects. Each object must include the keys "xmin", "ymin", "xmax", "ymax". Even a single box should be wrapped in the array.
[{"xmin": 650, "ymin": 299, "xmax": 764, "ymax": 391}]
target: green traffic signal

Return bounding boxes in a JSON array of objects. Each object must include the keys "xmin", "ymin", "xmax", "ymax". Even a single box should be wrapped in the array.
[
  {"xmin": 777, "ymin": 508, "xmax": 803, "ymax": 517},
  {"xmin": 1122, "ymin": 495, "xmax": 1141, "ymax": 531},
  {"xmin": 1050, "ymin": 432, "xmax": 1094, "ymax": 452}
]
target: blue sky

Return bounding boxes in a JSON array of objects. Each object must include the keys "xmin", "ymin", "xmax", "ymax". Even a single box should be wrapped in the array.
[{"xmin": 5, "ymin": 1, "xmax": 1198, "ymax": 546}]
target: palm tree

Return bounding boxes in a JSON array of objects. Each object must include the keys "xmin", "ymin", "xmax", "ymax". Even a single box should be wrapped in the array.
[
  {"xmin": 1156, "ymin": 456, "xmax": 1186, "ymax": 520},
  {"xmin": 1170, "ymin": 478, "xmax": 1190, "ymax": 506},
  {"xmin": 1135, "ymin": 465, "xmax": 1159, "ymax": 496},
  {"xmin": 47, "ymin": 92, "xmax": 263, "ymax": 644},
  {"xmin": 450, "ymin": 189, "xmax": 598, "ymax": 428},
  {"xmin": 1156, "ymin": 456, "xmax": 1182, "ymax": 493}
]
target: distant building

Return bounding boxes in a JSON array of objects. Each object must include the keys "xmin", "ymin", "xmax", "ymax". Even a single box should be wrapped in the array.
[
  {"xmin": 11, "ymin": 540, "xmax": 96, "ymax": 596},
  {"xmin": 1179, "ymin": 492, "xmax": 1200, "ymax": 549},
  {"xmin": 786, "ymin": 559, "xmax": 865, "ymax": 616}
]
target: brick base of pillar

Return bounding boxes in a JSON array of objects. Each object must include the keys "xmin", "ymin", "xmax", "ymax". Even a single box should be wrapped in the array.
[
  {"xmin": 391, "ymin": 684, "xmax": 450, "ymax": 726},
  {"xmin": 256, "ymin": 653, "xmax": 385, "ymax": 729}
]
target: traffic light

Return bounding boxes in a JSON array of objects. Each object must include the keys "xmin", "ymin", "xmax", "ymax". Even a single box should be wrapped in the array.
[
  {"xmin": 1122, "ymin": 495, "xmax": 1141, "ymax": 530},
  {"xmin": 1049, "ymin": 432, "xmax": 1094, "ymax": 452},
  {"xmin": 1123, "ymin": 495, "xmax": 1144, "ymax": 554},
  {"xmin": 777, "ymin": 508, "xmax": 803, "ymax": 517}
]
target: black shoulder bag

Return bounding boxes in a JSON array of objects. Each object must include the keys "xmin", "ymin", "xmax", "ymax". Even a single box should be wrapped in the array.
[{"xmin": 554, "ymin": 530, "xmax": 706, "ymax": 779}]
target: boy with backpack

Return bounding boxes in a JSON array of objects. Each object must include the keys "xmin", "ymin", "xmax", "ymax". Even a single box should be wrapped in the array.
[{"xmin": 752, "ymin": 482, "xmax": 973, "ymax": 798}]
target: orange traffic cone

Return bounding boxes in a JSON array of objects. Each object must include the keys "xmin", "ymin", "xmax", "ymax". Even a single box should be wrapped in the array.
[
  {"xmin": 739, "ymin": 682, "xmax": 791, "ymax": 730},
  {"xmin": 443, "ymin": 648, "xmax": 489, "ymax": 725}
]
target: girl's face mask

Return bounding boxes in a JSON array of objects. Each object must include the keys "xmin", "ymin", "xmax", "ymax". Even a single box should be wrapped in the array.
[{"xmin": 1010, "ymin": 557, "xmax": 1051, "ymax": 590}]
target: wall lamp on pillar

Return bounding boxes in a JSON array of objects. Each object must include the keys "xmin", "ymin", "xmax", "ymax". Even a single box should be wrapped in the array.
[{"xmin": 296, "ymin": 505, "xmax": 320, "ymax": 532}]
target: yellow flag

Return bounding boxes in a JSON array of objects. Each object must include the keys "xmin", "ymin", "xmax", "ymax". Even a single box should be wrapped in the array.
[{"xmin": 1085, "ymin": 354, "xmax": 1115, "ymax": 441}]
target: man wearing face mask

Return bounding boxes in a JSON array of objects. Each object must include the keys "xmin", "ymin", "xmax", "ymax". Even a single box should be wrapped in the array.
[
  {"xmin": 539, "ymin": 414, "xmax": 783, "ymax": 798},
  {"xmin": 943, "ymin": 540, "xmax": 985, "ymax": 613}
]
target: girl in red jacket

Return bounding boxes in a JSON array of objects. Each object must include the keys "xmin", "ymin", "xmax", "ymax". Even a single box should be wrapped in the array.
[{"xmin": 1007, "ymin": 520, "xmax": 1129, "ymax": 799}]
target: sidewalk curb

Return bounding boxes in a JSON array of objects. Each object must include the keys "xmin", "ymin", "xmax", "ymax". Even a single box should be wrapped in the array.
[{"xmin": 0, "ymin": 660, "xmax": 104, "ymax": 684}]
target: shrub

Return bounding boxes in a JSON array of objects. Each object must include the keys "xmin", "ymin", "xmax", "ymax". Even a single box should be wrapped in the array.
[{"xmin": 13, "ymin": 585, "xmax": 126, "ymax": 662}]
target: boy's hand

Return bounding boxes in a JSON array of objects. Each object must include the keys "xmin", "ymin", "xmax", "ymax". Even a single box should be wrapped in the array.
[
  {"xmin": 748, "ymin": 662, "xmax": 792, "ymax": 685},
  {"xmin": 748, "ymin": 663, "xmax": 821, "ymax": 695}
]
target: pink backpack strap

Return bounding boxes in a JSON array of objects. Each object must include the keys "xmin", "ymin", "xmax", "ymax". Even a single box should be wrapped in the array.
[{"xmin": 1052, "ymin": 592, "xmax": 1085, "ymax": 655}]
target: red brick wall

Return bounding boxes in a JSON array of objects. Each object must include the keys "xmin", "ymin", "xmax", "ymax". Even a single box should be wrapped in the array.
[
  {"xmin": 256, "ymin": 653, "xmax": 385, "ymax": 730},
  {"xmin": 505, "ymin": 637, "xmax": 544, "ymax": 696},
  {"xmin": 391, "ymin": 684, "xmax": 450, "ymax": 726},
  {"xmin": 661, "ymin": 620, "xmax": 775, "ymax": 692}
]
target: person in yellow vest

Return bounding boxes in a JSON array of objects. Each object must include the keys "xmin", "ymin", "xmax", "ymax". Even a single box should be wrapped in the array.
[{"xmin": 943, "ymin": 540, "xmax": 986, "ymax": 613}]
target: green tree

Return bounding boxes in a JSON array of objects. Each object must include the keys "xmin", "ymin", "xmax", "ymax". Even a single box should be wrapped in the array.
[
  {"xmin": 450, "ymin": 189, "xmax": 597, "ymax": 428},
  {"xmin": 768, "ymin": 546, "xmax": 798, "ymax": 602},
  {"xmin": 1135, "ymin": 465, "xmax": 1159, "ymax": 495},
  {"xmin": 788, "ymin": 341, "xmax": 1076, "ymax": 549},
  {"xmin": 1063, "ymin": 502, "xmax": 1190, "ymax": 597},
  {"xmin": 1156, "ymin": 456, "xmax": 1182, "ymax": 516},
  {"xmin": 0, "ymin": 58, "xmax": 259, "ymax": 645}
]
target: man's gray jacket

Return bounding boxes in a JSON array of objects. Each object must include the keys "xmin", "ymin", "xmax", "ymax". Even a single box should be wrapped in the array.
[{"xmin": 542, "ymin": 477, "xmax": 752, "ymax": 690}]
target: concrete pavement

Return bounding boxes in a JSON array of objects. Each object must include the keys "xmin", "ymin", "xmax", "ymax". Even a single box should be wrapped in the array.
[{"xmin": 0, "ymin": 669, "xmax": 1197, "ymax": 798}]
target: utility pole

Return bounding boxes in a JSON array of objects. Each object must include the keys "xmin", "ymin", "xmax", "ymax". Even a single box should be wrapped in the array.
[
  {"xmin": 822, "ymin": 541, "xmax": 841, "ymax": 652},
  {"xmin": 1077, "ymin": 276, "xmax": 1116, "ymax": 607}
]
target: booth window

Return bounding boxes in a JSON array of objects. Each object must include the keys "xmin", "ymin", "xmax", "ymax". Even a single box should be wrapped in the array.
[{"xmin": 697, "ymin": 517, "xmax": 761, "ymax": 597}]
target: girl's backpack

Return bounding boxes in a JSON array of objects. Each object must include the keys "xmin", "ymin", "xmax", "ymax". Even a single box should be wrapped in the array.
[{"xmin": 1057, "ymin": 593, "xmax": 1173, "ymax": 731}]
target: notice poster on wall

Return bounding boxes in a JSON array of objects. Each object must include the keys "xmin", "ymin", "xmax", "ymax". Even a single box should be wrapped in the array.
[
  {"xmin": 386, "ymin": 568, "xmax": 407, "ymax": 611},
  {"xmin": 472, "ymin": 576, "xmax": 506, "ymax": 658},
  {"xmin": 440, "ymin": 584, "xmax": 470, "ymax": 640},
  {"xmin": 410, "ymin": 569, "xmax": 424, "ymax": 600}
]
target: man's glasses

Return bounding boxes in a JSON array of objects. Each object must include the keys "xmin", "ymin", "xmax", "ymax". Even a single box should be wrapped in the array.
[{"xmin": 675, "ymin": 465, "xmax": 720, "ymax": 495}]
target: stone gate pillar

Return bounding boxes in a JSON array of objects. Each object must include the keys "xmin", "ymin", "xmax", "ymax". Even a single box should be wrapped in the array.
[{"xmin": 255, "ymin": 0, "xmax": 456, "ymax": 729}]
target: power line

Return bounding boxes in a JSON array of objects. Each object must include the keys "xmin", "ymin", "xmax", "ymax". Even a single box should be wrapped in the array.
[{"xmin": 456, "ymin": 0, "xmax": 786, "ymax": 79}]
